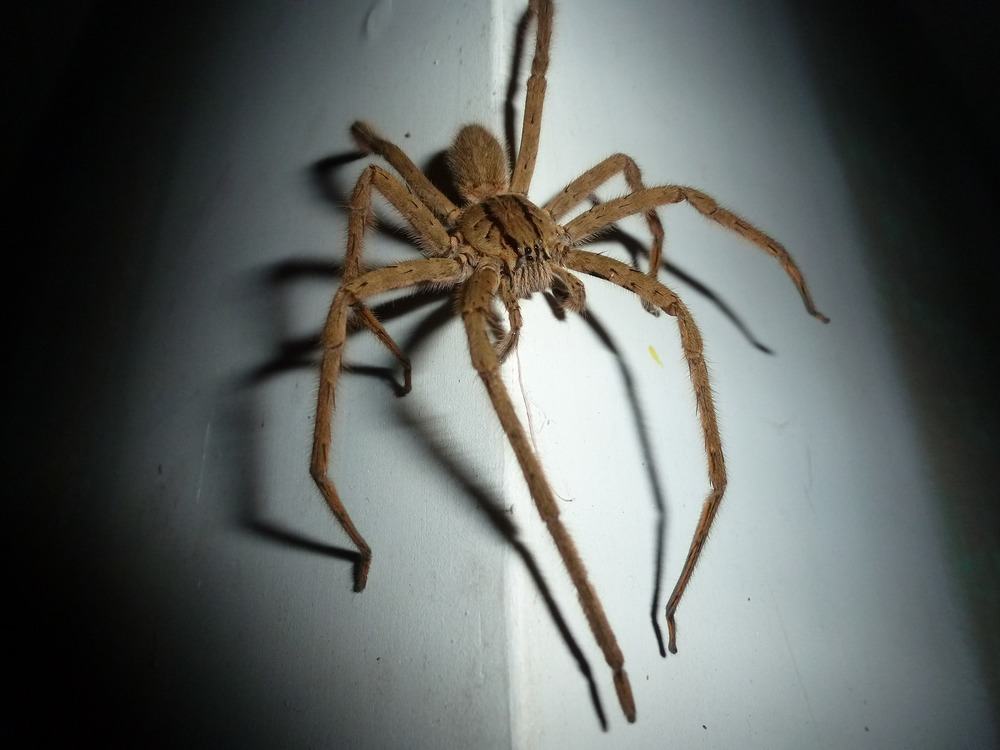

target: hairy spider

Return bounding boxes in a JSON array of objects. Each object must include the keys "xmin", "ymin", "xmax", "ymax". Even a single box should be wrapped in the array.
[{"xmin": 311, "ymin": 0, "xmax": 827, "ymax": 724}]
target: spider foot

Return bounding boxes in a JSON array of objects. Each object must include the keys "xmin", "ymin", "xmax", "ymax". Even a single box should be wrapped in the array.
[
  {"xmin": 641, "ymin": 298, "xmax": 661, "ymax": 317},
  {"xmin": 665, "ymin": 607, "xmax": 678, "ymax": 654},
  {"xmin": 614, "ymin": 669, "xmax": 637, "ymax": 723},
  {"xmin": 353, "ymin": 554, "xmax": 372, "ymax": 592},
  {"xmin": 349, "ymin": 121, "xmax": 378, "ymax": 154}
]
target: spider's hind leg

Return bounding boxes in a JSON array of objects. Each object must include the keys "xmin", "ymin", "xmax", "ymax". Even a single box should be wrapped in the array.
[
  {"xmin": 510, "ymin": 0, "xmax": 554, "ymax": 194},
  {"xmin": 564, "ymin": 249, "xmax": 728, "ymax": 655},
  {"xmin": 462, "ymin": 265, "xmax": 637, "ymax": 723}
]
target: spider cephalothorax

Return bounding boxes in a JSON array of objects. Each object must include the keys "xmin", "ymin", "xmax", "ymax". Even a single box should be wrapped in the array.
[
  {"xmin": 311, "ymin": 0, "xmax": 827, "ymax": 726},
  {"xmin": 455, "ymin": 193, "xmax": 568, "ymax": 292},
  {"xmin": 449, "ymin": 125, "xmax": 570, "ymax": 300}
]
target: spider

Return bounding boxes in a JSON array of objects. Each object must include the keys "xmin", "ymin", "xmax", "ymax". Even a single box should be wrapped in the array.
[{"xmin": 311, "ymin": 0, "xmax": 827, "ymax": 724}]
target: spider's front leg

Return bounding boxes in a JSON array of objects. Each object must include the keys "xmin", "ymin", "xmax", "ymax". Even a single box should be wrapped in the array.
[
  {"xmin": 565, "ymin": 185, "xmax": 830, "ymax": 323},
  {"xmin": 510, "ymin": 0, "xmax": 553, "ymax": 194},
  {"xmin": 461, "ymin": 265, "xmax": 637, "ymax": 723},
  {"xmin": 545, "ymin": 153, "xmax": 665, "ymax": 315},
  {"xmin": 312, "ymin": 258, "xmax": 466, "ymax": 591},
  {"xmin": 343, "ymin": 164, "xmax": 455, "ymax": 393}
]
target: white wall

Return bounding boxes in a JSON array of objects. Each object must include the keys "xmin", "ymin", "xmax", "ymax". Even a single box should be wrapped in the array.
[
  {"xmin": 135, "ymin": 2, "xmax": 514, "ymax": 746},
  {"xmin": 502, "ymin": 1, "xmax": 995, "ymax": 747},
  {"xmin": 16, "ymin": 0, "xmax": 996, "ymax": 747}
]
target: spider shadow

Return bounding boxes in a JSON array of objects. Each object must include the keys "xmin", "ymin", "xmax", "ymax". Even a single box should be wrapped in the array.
[
  {"xmin": 564, "ymin": 233, "xmax": 774, "ymax": 656},
  {"xmin": 234, "ymin": 143, "xmax": 458, "ymax": 563},
  {"xmin": 233, "ymin": 260, "xmax": 426, "ymax": 589},
  {"xmin": 587, "ymin": 224, "xmax": 776, "ymax": 356},
  {"xmin": 310, "ymin": 150, "xmax": 421, "ymax": 251},
  {"xmin": 246, "ymin": 255, "xmax": 450, "ymax": 391},
  {"xmin": 504, "ymin": 4, "xmax": 534, "ymax": 176},
  {"xmin": 245, "ymin": 148, "xmax": 463, "ymax": 387},
  {"xmin": 236, "ymin": 144, "xmax": 456, "ymax": 575}
]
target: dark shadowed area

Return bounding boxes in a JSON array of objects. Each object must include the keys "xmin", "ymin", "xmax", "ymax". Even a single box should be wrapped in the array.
[{"xmin": 786, "ymin": 0, "xmax": 1000, "ymax": 720}]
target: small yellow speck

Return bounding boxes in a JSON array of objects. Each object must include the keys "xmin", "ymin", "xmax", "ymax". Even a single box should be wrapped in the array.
[{"xmin": 648, "ymin": 345, "xmax": 664, "ymax": 367}]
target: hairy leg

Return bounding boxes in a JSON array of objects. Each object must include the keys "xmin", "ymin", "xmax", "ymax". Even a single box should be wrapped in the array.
[
  {"xmin": 493, "ymin": 291, "xmax": 523, "ymax": 363},
  {"xmin": 461, "ymin": 265, "xmax": 636, "ymax": 722},
  {"xmin": 510, "ymin": 0, "xmax": 553, "ymax": 194},
  {"xmin": 564, "ymin": 249, "xmax": 726, "ymax": 654},
  {"xmin": 351, "ymin": 121, "xmax": 458, "ymax": 222},
  {"xmin": 313, "ymin": 258, "xmax": 467, "ymax": 591},
  {"xmin": 551, "ymin": 267, "xmax": 587, "ymax": 313},
  {"xmin": 344, "ymin": 164, "xmax": 455, "ymax": 392},
  {"xmin": 545, "ymin": 153, "xmax": 665, "ymax": 314},
  {"xmin": 564, "ymin": 186, "xmax": 829, "ymax": 322},
  {"xmin": 469, "ymin": 294, "xmax": 518, "ymax": 361}
]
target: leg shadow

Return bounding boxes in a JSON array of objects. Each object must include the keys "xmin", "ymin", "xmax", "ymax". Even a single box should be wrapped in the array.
[
  {"xmin": 245, "ymin": 257, "xmax": 452, "ymax": 389},
  {"xmin": 591, "ymin": 224, "xmax": 775, "ymax": 355},
  {"xmin": 577, "ymin": 307, "xmax": 671, "ymax": 658},
  {"xmin": 504, "ymin": 4, "xmax": 534, "ymax": 174}
]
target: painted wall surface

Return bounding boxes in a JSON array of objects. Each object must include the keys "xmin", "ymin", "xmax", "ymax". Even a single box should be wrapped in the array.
[
  {"xmin": 16, "ymin": 1, "xmax": 510, "ymax": 747},
  {"xmin": 13, "ymin": 0, "xmax": 997, "ymax": 748},
  {"xmin": 498, "ymin": 1, "xmax": 997, "ymax": 747}
]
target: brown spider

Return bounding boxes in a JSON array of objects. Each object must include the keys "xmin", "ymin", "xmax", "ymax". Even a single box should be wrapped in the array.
[{"xmin": 311, "ymin": 0, "xmax": 827, "ymax": 724}]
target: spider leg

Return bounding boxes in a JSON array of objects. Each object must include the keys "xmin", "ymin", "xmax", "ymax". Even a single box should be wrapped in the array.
[
  {"xmin": 493, "ymin": 291, "xmax": 523, "ymax": 363},
  {"xmin": 313, "ymin": 258, "xmax": 467, "ymax": 591},
  {"xmin": 351, "ymin": 121, "xmax": 458, "ymax": 222},
  {"xmin": 344, "ymin": 164, "xmax": 455, "ymax": 393},
  {"xmin": 564, "ymin": 249, "xmax": 725, "ymax": 655},
  {"xmin": 510, "ymin": 0, "xmax": 553, "ymax": 194},
  {"xmin": 484, "ymin": 301, "xmax": 508, "ymax": 343},
  {"xmin": 545, "ymin": 154, "xmax": 665, "ymax": 315},
  {"xmin": 461, "ymin": 292, "xmax": 518, "ymax": 361},
  {"xmin": 564, "ymin": 185, "xmax": 830, "ymax": 323},
  {"xmin": 551, "ymin": 267, "xmax": 587, "ymax": 313},
  {"xmin": 461, "ymin": 265, "xmax": 637, "ymax": 723}
]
